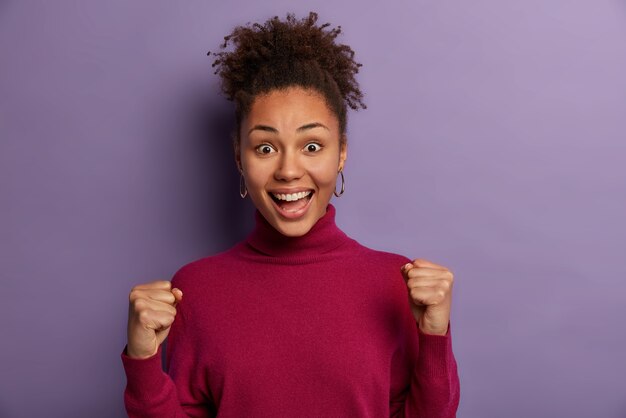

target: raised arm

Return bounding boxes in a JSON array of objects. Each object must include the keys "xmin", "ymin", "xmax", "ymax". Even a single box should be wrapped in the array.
[
  {"xmin": 120, "ymin": 277, "xmax": 216, "ymax": 417},
  {"xmin": 390, "ymin": 258, "xmax": 460, "ymax": 417}
]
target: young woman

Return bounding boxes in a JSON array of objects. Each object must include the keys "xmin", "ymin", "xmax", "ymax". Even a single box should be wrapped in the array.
[{"xmin": 121, "ymin": 12, "xmax": 460, "ymax": 417}]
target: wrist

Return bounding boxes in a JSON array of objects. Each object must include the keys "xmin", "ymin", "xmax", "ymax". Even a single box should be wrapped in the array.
[
  {"xmin": 417, "ymin": 321, "xmax": 449, "ymax": 336},
  {"xmin": 125, "ymin": 344, "xmax": 158, "ymax": 359}
]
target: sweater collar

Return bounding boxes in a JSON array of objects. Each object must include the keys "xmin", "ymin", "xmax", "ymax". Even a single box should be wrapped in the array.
[{"xmin": 244, "ymin": 203, "xmax": 350, "ymax": 258}]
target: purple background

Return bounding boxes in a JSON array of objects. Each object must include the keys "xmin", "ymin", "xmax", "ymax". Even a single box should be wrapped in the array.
[{"xmin": 1, "ymin": 1, "xmax": 625, "ymax": 417}]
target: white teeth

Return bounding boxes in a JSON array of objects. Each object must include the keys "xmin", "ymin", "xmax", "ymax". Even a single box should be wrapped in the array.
[{"xmin": 271, "ymin": 190, "xmax": 312, "ymax": 201}]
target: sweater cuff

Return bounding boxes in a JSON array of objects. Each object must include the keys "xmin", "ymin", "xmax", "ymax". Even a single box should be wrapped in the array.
[
  {"xmin": 416, "ymin": 321, "xmax": 453, "ymax": 377},
  {"xmin": 120, "ymin": 343, "xmax": 170, "ymax": 400}
]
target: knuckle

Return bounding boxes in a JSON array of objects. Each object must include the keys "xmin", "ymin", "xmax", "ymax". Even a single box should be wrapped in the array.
[
  {"xmin": 137, "ymin": 309, "xmax": 151, "ymax": 323},
  {"xmin": 150, "ymin": 280, "xmax": 169, "ymax": 289},
  {"xmin": 133, "ymin": 298, "xmax": 146, "ymax": 310}
]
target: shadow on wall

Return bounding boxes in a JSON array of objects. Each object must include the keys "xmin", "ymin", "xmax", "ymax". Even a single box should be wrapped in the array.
[
  {"xmin": 181, "ymin": 90, "xmax": 256, "ymax": 256},
  {"xmin": 158, "ymin": 91, "xmax": 257, "ymax": 373}
]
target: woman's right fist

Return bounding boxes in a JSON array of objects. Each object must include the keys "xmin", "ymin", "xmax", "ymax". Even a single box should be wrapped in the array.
[{"xmin": 126, "ymin": 280, "xmax": 183, "ymax": 359}]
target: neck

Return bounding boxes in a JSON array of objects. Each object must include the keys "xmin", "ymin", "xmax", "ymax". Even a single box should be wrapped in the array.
[{"xmin": 244, "ymin": 203, "xmax": 351, "ymax": 260}]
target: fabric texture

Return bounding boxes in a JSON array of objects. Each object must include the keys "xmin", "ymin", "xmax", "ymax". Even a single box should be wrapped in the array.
[{"xmin": 121, "ymin": 203, "xmax": 460, "ymax": 417}]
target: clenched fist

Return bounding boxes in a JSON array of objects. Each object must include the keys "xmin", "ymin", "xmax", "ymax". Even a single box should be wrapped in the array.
[
  {"xmin": 126, "ymin": 280, "xmax": 183, "ymax": 359},
  {"xmin": 401, "ymin": 259, "xmax": 454, "ymax": 336}
]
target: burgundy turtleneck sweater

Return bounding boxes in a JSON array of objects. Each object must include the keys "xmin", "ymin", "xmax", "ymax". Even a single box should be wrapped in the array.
[{"xmin": 120, "ymin": 203, "xmax": 460, "ymax": 417}]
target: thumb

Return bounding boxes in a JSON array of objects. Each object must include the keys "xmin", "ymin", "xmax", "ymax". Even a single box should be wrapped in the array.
[
  {"xmin": 400, "ymin": 262, "xmax": 413, "ymax": 280},
  {"xmin": 172, "ymin": 288, "xmax": 183, "ymax": 307}
]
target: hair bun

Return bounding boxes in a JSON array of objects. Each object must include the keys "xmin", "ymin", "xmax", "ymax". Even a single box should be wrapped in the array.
[{"xmin": 208, "ymin": 11, "xmax": 366, "ymax": 113}]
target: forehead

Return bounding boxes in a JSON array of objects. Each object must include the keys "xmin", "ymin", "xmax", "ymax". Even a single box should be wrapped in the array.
[{"xmin": 245, "ymin": 87, "xmax": 338, "ymax": 131}]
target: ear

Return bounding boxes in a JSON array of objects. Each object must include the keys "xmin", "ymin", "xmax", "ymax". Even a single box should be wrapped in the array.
[{"xmin": 338, "ymin": 135, "xmax": 348, "ymax": 171}]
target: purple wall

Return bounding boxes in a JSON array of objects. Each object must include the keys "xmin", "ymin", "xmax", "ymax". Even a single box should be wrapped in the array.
[{"xmin": 1, "ymin": 1, "xmax": 625, "ymax": 417}]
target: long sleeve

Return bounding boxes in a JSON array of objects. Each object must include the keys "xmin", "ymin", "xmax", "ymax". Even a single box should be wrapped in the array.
[
  {"xmin": 120, "ymin": 276, "xmax": 216, "ymax": 417},
  {"xmin": 118, "ymin": 204, "xmax": 461, "ymax": 416},
  {"xmin": 390, "ymin": 320, "xmax": 460, "ymax": 417}
]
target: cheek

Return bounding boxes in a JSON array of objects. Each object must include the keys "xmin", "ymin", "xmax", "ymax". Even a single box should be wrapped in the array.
[
  {"xmin": 242, "ymin": 160, "xmax": 269, "ymax": 192},
  {"xmin": 309, "ymin": 160, "xmax": 339, "ymax": 189}
]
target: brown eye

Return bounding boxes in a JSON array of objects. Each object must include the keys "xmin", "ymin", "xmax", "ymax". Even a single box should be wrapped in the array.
[
  {"xmin": 305, "ymin": 143, "xmax": 322, "ymax": 152},
  {"xmin": 256, "ymin": 144, "xmax": 275, "ymax": 154}
]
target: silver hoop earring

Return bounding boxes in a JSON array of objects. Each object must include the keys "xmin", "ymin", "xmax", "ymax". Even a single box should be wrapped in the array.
[
  {"xmin": 239, "ymin": 172, "xmax": 248, "ymax": 198},
  {"xmin": 334, "ymin": 170, "xmax": 345, "ymax": 197}
]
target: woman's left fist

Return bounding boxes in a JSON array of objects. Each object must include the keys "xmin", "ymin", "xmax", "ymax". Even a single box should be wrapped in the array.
[{"xmin": 401, "ymin": 258, "xmax": 454, "ymax": 336}]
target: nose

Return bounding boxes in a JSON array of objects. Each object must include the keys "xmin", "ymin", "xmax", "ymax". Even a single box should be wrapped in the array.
[{"xmin": 274, "ymin": 148, "xmax": 304, "ymax": 182}]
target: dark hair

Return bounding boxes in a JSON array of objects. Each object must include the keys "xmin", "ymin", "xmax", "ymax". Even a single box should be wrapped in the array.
[{"xmin": 207, "ymin": 11, "xmax": 367, "ymax": 145}]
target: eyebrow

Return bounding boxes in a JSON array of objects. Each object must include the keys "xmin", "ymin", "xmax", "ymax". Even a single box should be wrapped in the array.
[{"xmin": 247, "ymin": 122, "xmax": 329, "ymax": 136}]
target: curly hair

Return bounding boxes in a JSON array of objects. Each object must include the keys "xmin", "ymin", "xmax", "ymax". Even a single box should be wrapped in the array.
[{"xmin": 207, "ymin": 11, "xmax": 367, "ymax": 144}]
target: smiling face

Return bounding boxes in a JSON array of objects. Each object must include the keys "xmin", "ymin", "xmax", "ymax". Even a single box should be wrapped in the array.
[{"xmin": 234, "ymin": 86, "xmax": 347, "ymax": 237}]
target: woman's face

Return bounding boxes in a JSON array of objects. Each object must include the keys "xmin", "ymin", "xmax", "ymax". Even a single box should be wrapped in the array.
[{"xmin": 235, "ymin": 86, "xmax": 347, "ymax": 237}]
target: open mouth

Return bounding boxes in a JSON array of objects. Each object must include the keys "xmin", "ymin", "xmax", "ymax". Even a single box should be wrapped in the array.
[{"xmin": 268, "ymin": 190, "xmax": 314, "ymax": 215}]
